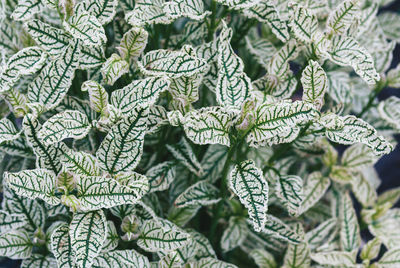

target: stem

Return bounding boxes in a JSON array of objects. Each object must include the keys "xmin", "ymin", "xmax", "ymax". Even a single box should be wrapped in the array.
[
  {"xmin": 357, "ymin": 80, "xmax": 387, "ymax": 118},
  {"xmin": 206, "ymin": 1, "xmax": 217, "ymax": 42}
]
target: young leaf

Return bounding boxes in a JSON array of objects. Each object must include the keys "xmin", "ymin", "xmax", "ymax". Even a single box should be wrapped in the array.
[
  {"xmin": 299, "ymin": 172, "xmax": 330, "ymax": 215},
  {"xmin": 37, "ymin": 110, "xmax": 91, "ymax": 145},
  {"xmin": 117, "ymin": 27, "xmax": 148, "ymax": 61},
  {"xmin": 51, "ymin": 224, "xmax": 75, "ymax": 268},
  {"xmin": 101, "ymin": 53, "xmax": 129, "ymax": 86},
  {"xmin": 221, "ymin": 216, "xmax": 249, "ymax": 252},
  {"xmin": 169, "ymin": 73, "xmax": 202, "ymax": 104},
  {"xmin": 267, "ymin": 40, "xmax": 298, "ymax": 79},
  {"xmin": 339, "ymin": 191, "xmax": 360, "ymax": 252},
  {"xmin": 326, "ymin": 0, "xmax": 359, "ymax": 35},
  {"xmin": 5, "ymin": 169, "xmax": 60, "ymax": 205},
  {"xmin": 229, "ymin": 160, "xmax": 268, "ymax": 232},
  {"xmin": 183, "ymin": 107, "xmax": 236, "ymax": 146},
  {"xmin": 301, "ymin": 60, "xmax": 328, "ymax": 110},
  {"xmin": 70, "ymin": 210, "xmax": 107, "ymax": 267},
  {"xmin": 96, "ymin": 108, "xmax": 147, "ymax": 174},
  {"xmin": 360, "ymin": 237, "xmax": 381, "ymax": 261},
  {"xmin": 341, "ymin": 143, "xmax": 377, "ymax": 170},
  {"xmin": 174, "ymin": 180, "xmax": 220, "ymax": 208},
  {"xmin": 274, "ymin": 175, "xmax": 304, "ymax": 216},
  {"xmin": 0, "ymin": 230, "xmax": 33, "ymax": 259}
]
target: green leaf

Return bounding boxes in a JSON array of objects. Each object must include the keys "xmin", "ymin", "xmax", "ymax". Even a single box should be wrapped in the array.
[
  {"xmin": 164, "ymin": 0, "xmax": 211, "ymax": 21},
  {"xmin": 243, "ymin": 1, "xmax": 290, "ymax": 42},
  {"xmin": 0, "ymin": 230, "xmax": 32, "ymax": 259},
  {"xmin": 27, "ymin": 41, "xmax": 80, "ymax": 109},
  {"xmin": 117, "ymin": 26, "xmax": 148, "ymax": 61},
  {"xmin": 125, "ymin": 0, "xmax": 173, "ymax": 26},
  {"xmin": 11, "ymin": 0, "xmax": 42, "ymax": 21},
  {"xmin": 229, "ymin": 160, "xmax": 268, "ymax": 232},
  {"xmin": 37, "ymin": 110, "xmax": 91, "ymax": 145},
  {"xmin": 183, "ymin": 107, "xmax": 236, "ymax": 146},
  {"xmin": 328, "ymin": 36, "xmax": 379, "ymax": 84},
  {"xmin": 299, "ymin": 172, "xmax": 330, "ymax": 215},
  {"xmin": 301, "ymin": 60, "xmax": 328, "ymax": 110},
  {"xmin": 101, "ymin": 53, "xmax": 129, "ymax": 86},
  {"xmin": 221, "ymin": 216, "xmax": 249, "ymax": 252},
  {"xmin": 262, "ymin": 215, "xmax": 302, "ymax": 244},
  {"xmin": 5, "ymin": 169, "xmax": 60, "ymax": 205},
  {"xmin": 339, "ymin": 191, "xmax": 360, "ymax": 252},
  {"xmin": 311, "ymin": 251, "xmax": 356, "ymax": 266},
  {"xmin": 247, "ymin": 101, "xmax": 318, "ymax": 147},
  {"xmin": 249, "ymin": 249, "xmax": 277, "ymax": 268},
  {"xmin": 360, "ymin": 237, "xmax": 381, "ymax": 261},
  {"xmin": 290, "ymin": 6, "xmax": 318, "ymax": 43},
  {"xmin": 70, "ymin": 210, "xmax": 107, "ymax": 267},
  {"xmin": 64, "ymin": 10, "xmax": 106, "ymax": 46},
  {"xmin": 96, "ymin": 108, "xmax": 147, "ymax": 174},
  {"xmin": 326, "ymin": 0, "xmax": 359, "ymax": 35},
  {"xmin": 139, "ymin": 46, "xmax": 208, "ymax": 78},
  {"xmin": 101, "ymin": 221, "xmax": 118, "ymax": 252},
  {"xmin": 50, "ymin": 224, "xmax": 75, "ymax": 268},
  {"xmin": 0, "ymin": 118, "xmax": 19, "ymax": 144},
  {"xmin": 76, "ymin": 174, "xmax": 149, "ymax": 211},
  {"xmin": 61, "ymin": 150, "xmax": 101, "ymax": 177},
  {"xmin": 283, "ymin": 223, "xmax": 310, "ymax": 268},
  {"xmin": 137, "ymin": 219, "xmax": 190, "ymax": 252},
  {"xmin": 305, "ymin": 218, "xmax": 337, "ymax": 250},
  {"xmin": 92, "ymin": 250, "xmax": 150, "ymax": 268},
  {"xmin": 111, "ymin": 77, "xmax": 170, "ymax": 113},
  {"xmin": 275, "ymin": 175, "xmax": 304, "ymax": 216},
  {"xmin": 174, "ymin": 180, "xmax": 220, "ymax": 208}
]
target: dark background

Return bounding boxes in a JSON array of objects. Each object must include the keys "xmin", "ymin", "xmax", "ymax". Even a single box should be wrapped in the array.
[{"xmin": 1, "ymin": 2, "xmax": 400, "ymax": 267}]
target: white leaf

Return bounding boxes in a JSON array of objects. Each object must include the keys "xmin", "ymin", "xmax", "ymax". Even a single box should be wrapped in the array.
[
  {"xmin": 341, "ymin": 143, "xmax": 377, "ymax": 170},
  {"xmin": 301, "ymin": 60, "xmax": 328, "ymax": 110},
  {"xmin": 0, "ymin": 211, "xmax": 26, "ymax": 234},
  {"xmin": 306, "ymin": 218, "xmax": 337, "ymax": 250},
  {"xmin": 146, "ymin": 161, "xmax": 176, "ymax": 193},
  {"xmin": 0, "ymin": 230, "xmax": 32, "ymax": 260},
  {"xmin": 190, "ymin": 257, "xmax": 238, "ymax": 268},
  {"xmin": 377, "ymin": 247, "xmax": 400, "ymax": 267},
  {"xmin": 378, "ymin": 12, "xmax": 400, "ymax": 41},
  {"xmin": 378, "ymin": 96, "xmax": 400, "ymax": 130},
  {"xmin": 70, "ymin": 210, "xmax": 107, "ymax": 267},
  {"xmin": 117, "ymin": 27, "xmax": 148, "ymax": 61},
  {"xmin": 229, "ymin": 160, "xmax": 268, "ymax": 232},
  {"xmin": 81, "ymin": 80, "xmax": 109, "ymax": 114},
  {"xmin": 174, "ymin": 180, "xmax": 220, "ymax": 208},
  {"xmin": 360, "ymin": 237, "xmax": 381, "ymax": 261},
  {"xmin": 164, "ymin": 0, "xmax": 211, "ymax": 21},
  {"xmin": 249, "ymin": 249, "xmax": 277, "ymax": 268},
  {"xmin": 350, "ymin": 172, "xmax": 377, "ymax": 208},
  {"xmin": 311, "ymin": 251, "xmax": 357, "ymax": 266},
  {"xmin": 283, "ymin": 223, "xmax": 310, "ymax": 268},
  {"xmin": 216, "ymin": 0, "xmax": 260, "ymax": 9},
  {"xmin": 267, "ymin": 40, "xmax": 298, "ymax": 79},
  {"xmin": 21, "ymin": 254, "xmax": 57, "ymax": 268},
  {"xmin": 11, "ymin": 0, "xmax": 42, "ymax": 21},
  {"xmin": 326, "ymin": 0, "xmax": 359, "ymax": 35},
  {"xmin": 5, "ymin": 169, "xmax": 60, "ymax": 205},
  {"xmin": 78, "ymin": 0, "xmax": 118, "ymax": 25},
  {"xmin": 101, "ymin": 53, "xmax": 129, "ymax": 86},
  {"xmin": 221, "ymin": 216, "xmax": 249, "ymax": 252},
  {"xmin": 169, "ymin": 73, "xmax": 202, "ymax": 104},
  {"xmin": 339, "ymin": 191, "xmax": 360, "ymax": 252},
  {"xmin": 51, "ymin": 224, "xmax": 75, "ymax": 268},
  {"xmin": 290, "ymin": 6, "xmax": 318, "ymax": 43},
  {"xmin": 0, "ymin": 118, "xmax": 19, "ymax": 144},
  {"xmin": 245, "ymin": 36, "xmax": 276, "ymax": 69},
  {"xmin": 387, "ymin": 64, "xmax": 400, "ymax": 88},
  {"xmin": 262, "ymin": 215, "xmax": 302, "ymax": 244},
  {"xmin": 93, "ymin": 250, "xmax": 150, "ymax": 268},
  {"xmin": 299, "ymin": 172, "xmax": 330, "ymax": 215},
  {"xmin": 37, "ymin": 110, "xmax": 91, "ymax": 145},
  {"xmin": 275, "ymin": 175, "xmax": 304, "ymax": 216},
  {"xmin": 125, "ymin": 0, "xmax": 173, "ymax": 26}
]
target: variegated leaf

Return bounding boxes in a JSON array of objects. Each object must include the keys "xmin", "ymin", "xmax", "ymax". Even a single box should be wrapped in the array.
[
  {"xmin": 378, "ymin": 12, "xmax": 400, "ymax": 41},
  {"xmin": 326, "ymin": 0, "xmax": 359, "ymax": 35},
  {"xmin": 249, "ymin": 249, "xmax": 277, "ymax": 268},
  {"xmin": 245, "ymin": 36, "xmax": 276, "ymax": 69},
  {"xmin": 221, "ymin": 216, "xmax": 248, "ymax": 252},
  {"xmin": 0, "ymin": 118, "xmax": 19, "ymax": 144},
  {"xmin": 81, "ymin": 80, "xmax": 109, "ymax": 114},
  {"xmin": 275, "ymin": 175, "xmax": 304, "ymax": 216},
  {"xmin": 0, "ymin": 230, "xmax": 33, "ymax": 259},
  {"xmin": 311, "ymin": 251, "xmax": 356, "ymax": 266},
  {"xmin": 37, "ymin": 110, "xmax": 91, "ymax": 145},
  {"xmin": 350, "ymin": 172, "xmax": 377, "ymax": 207},
  {"xmin": 21, "ymin": 254, "xmax": 57, "ymax": 268},
  {"xmin": 51, "ymin": 224, "xmax": 75, "ymax": 268},
  {"xmin": 164, "ymin": 0, "xmax": 211, "ymax": 21},
  {"xmin": 11, "ymin": 0, "xmax": 42, "ymax": 21},
  {"xmin": 174, "ymin": 180, "xmax": 220, "ymax": 208},
  {"xmin": 125, "ymin": 0, "xmax": 173, "ymax": 26},
  {"xmin": 306, "ymin": 218, "xmax": 337, "ymax": 250},
  {"xmin": 229, "ymin": 160, "xmax": 268, "ymax": 232},
  {"xmin": 70, "ymin": 210, "xmax": 107, "ymax": 267},
  {"xmin": 360, "ymin": 237, "xmax": 381, "ymax": 261},
  {"xmin": 169, "ymin": 73, "xmax": 202, "ymax": 103},
  {"xmin": 262, "ymin": 215, "xmax": 302, "ymax": 244},
  {"xmin": 166, "ymin": 138, "xmax": 203, "ymax": 177},
  {"xmin": 216, "ymin": 0, "xmax": 259, "ymax": 9},
  {"xmin": 0, "ymin": 211, "xmax": 26, "ymax": 234},
  {"xmin": 339, "ymin": 191, "xmax": 360, "ymax": 252},
  {"xmin": 96, "ymin": 108, "xmax": 147, "ymax": 174},
  {"xmin": 341, "ymin": 143, "xmax": 377, "ymax": 170},
  {"xmin": 78, "ymin": 0, "xmax": 118, "ymax": 25},
  {"xmin": 378, "ymin": 96, "xmax": 400, "ymax": 129},
  {"xmin": 137, "ymin": 219, "xmax": 190, "ymax": 252},
  {"xmin": 117, "ymin": 27, "xmax": 148, "ymax": 61},
  {"xmin": 299, "ymin": 172, "xmax": 330, "ymax": 215},
  {"xmin": 301, "ymin": 60, "xmax": 328, "ymax": 110},
  {"xmin": 387, "ymin": 64, "xmax": 400, "ymax": 88},
  {"xmin": 290, "ymin": 6, "xmax": 318, "ymax": 43},
  {"xmin": 267, "ymin": 40, "xmax": 298, "ymax": 79},
  {"xmin": 102, "ymin": 221, "xmax": 118, "ymax": 252},
  {"xmin": 5, "ymin": 169, "xmax": 60, "ymax": 205},
  {"xmin": 376, "ymin": 247, "xmax": 400, "ymax": 267},
  {"xmin": 190, "ymin": 257, "xmax": 238, "ymax": 268},
  {"xmin": 101, "ymin": 53, "xmax": 129, "ymax": 86},
  {"xmin": 283, "ymin": 223, "xmax": 310, "ymax": 268},
  {"xmin": 183, "ymin": 107, "xmax": 236, "ymax": 146},
  {"xmin": 146, "ymin": 161, "xmax": 176, "ymax": 193},
  {"xmin": 92, "ymin": 250, "xmax": 150, "ymax": 268}
]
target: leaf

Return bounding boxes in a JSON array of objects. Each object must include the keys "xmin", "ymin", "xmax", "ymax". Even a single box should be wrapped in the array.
[
  {"xmin": 37, "ymin": 110, "xmax": 91, "ymax": 145},
  {"xmin": 76, "ymin": 174, "xmax": 149, "ymax": 211},
  {"xmin": 283, "ymin": 223, "xmax": 310, "ymax": 268},
  {"xmin": 267, "ymin": 40, "xmax": 298, "ymax": 79},
  {"xmin": 51, "ymin": 224, "xmax": 75, "ymax": 268},
  {"xmin": 0, "ymin": 211, "xmax": 26, "ymax": 234},
  {"xmin": 190, "ymin": 257, "xmax": 238, "ymax": 268},
  {"xmin": 249, "ymin": 249, "xmax": 277, "ymax": 268},
  {"xmin": 243, "ymin": 2, "xmax": 290, "ymax": 42},
  {"xmin": 125, "ymin": 0, "xmax": 173, "ymax": 26},
  {"xmin": 328, "ymin": 36, "xmax": 379, "ymax": 84},
  {"xmin": 221, "ymin": 216, "xmax": 248, "ymax": 252},
  {"xmin": 378, "ymin": 96, "xmax": 400, "ymax": 129},
  {"xmin": 262, "ymin": 215, "xmax": 302, "ymax": 244},
  {"xmin": 341, "ymin": 143, "xmax": 377, "ymax": 170},
  {"xmin": 311, "ymin": 251, "xmax": 356, "ymax": 266},
  {"xmin": 245, "ymin": 36, "xmax": 276, "ymax": 69},
  {"xmin": 81, "ymin": 80, "xmax": 109, "ymax": 114},
  {"xmin": 139, "ymin": 48, "xmax": 208, "ymax": 79},
  {"xmin": 339, "ymin": 191, "xmax": 360, "ymax": 252},
  {"xmin": 0, "ymin": 118, "xmax": 19, "ymax": 144},
  {"xmin": 169, "ymin": 73, "xmax": 202, "ymax": 103},
  {"xmin": 101, "ymin": 221, "xmax": 118, "ymax": 252},
  {"xmin": 21, "ymin": 254, "xmax": 57, "ymax": 268},
  {"xmin": 301, "ymin": 60, "xmax": 328, "ymax": 110},
  {"xmin": 92, "ymin": 250, "xmax": 150, "ymax": 268},
  {"xmin": 24, "ymin": 19, "xmax": 70, "ymax": 58},
  {"xmin": 27, "ymin": 41, "xmax": 80, "ymax": 109},
  {"xmin": 290, "ymin": 6, "xmax": 318, "ymax": 43},
  {"xmin": 183, "ymin": 107, "xmax": 236, "ymax": 146},
  {"xmin": 110, "ymin": 77, "xmax": 170, "ymax": 113},
  {"xmin": 146, "ymin": 161, "xmax": 176, "ymax": 193},
  {"xmin": 247, "ymin": 101, "xmax": 318, "ymax": 147},
  {"xmin": 78, "ymin": 0, "xmax": 118, "ymax": 25},
  {"xmin": 101, "ymin": 53, "xmax": 129, "ymax": 86},
  {"xmin": 299, "ymin": 172, "xmax": 330, "ymax": 215},
  {"xmin": 201, "ymin": 145, "xmax": 227, "ymax": 183},
  {"xmin": 63, "ymin": 10, "xmax": 106, "ymax": 46},
  {"xmin": 387, "ymin": 64, "xmax": 400, "ymax": 88},
  {"xmin": 229, "ymin": 160, "xmax": 268, "ymax": 232},
  {"xmin": 275, "ymin": 175, "xmax": 304, "ymax": 216},
  {"xmin": 0, "ymin": 230, "xmax": 32, "ymax": 259},
  {"xmin": 11, "ymin": 0, "xmax": 42, "ymax": 21},
  {"xmin": 378, "ymin": 12, "xmax": 400, "ymax": 41},
  {"xmin": 96, "ymin": 108, "xmax": 147, "ymax": 174},
  {"xmin": 5, "ymin": 169, "xmax": 60, "ymax": 205},
  {"xmin": 350, "ymin": 172, "xmax": 377, "ymax": 207},
  {"xmin": 117, "ymin": 27, "xmax": 148, "ymax": 61},
  {"xmin": 174, "ymin": 180, "xmax": 220, "ymax": 208},
  {"xmin": 360, "ymin": 237, "xmax": 381, "ymax": 261},
  {"xmin": 61, "ymin": 150, "xmax": 100, "ymax": 177},
  {"xmin": 376, "ymin": 247, "xmax": 400, "ymax": 267},
  {"xmin": 137, "ymin": 219, "xmax": 190, "ymax": 252},
  {"xmin": 324, "ymin": 115, "xmax": 393, "ymax": 156},
  {"xmin": 326, "ymin": 0, "xmax": 359, "ymax": 35},
  {"xmin": 166, "ymin": 138, "xmax": 204, "ymax": 177},
  {"xmin": 305, "ymin": 218, "xmax": 337, "ymax": 250},
  {"xmin": 215, "ymin": 0, "xmax": 259, "ymax": 9},
  {"xmin": 70, "ymin": 210, "xmax": 107, "ymax": 267},
  {"xmin": 164, "ymin": 0, "xmax": 211, "ymax": 21}
]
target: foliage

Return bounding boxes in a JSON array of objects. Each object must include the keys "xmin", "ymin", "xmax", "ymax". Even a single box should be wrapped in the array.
[{"xmin": 0, "ymin": 0, "xmax": 400, "ymax": 267}]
